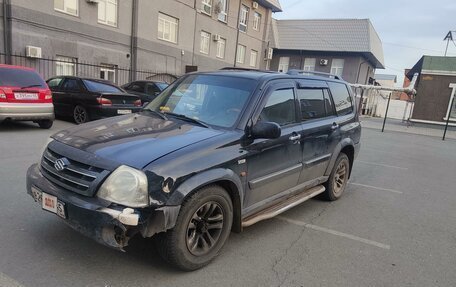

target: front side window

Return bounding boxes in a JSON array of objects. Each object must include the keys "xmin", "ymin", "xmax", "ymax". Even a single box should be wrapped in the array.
[
  {"xmin": 158, "ymin": 13, "xmax": 179, "ymax": 43},
  {"xmin": 330, "ymin": 59, "xmax": 345, "ymax": 77},
  {"xmin": 236, "ymin": 44, "xmax": 246, "ymax": 64},
  {"xmin": 56, "ymin": 56, "xmax": 76, "ymax": 76},
  {"xmin": 303, "ymin": 58, "xmax": 316, "ymax": 71},
  {"xmin": 239, "ymin": 5, "xmax": 249, "ymax": 32},
  {"xmin": 100, "ymin": 64, "xmax": 116, "ymax": 83},
  {"xmin": 98, "ymin": 0, "xmax": 118, "ymax": 27},
  {"xmin": 47, "ymin": 78, "xmax": 63, "ymax": 89},
  {"xmin": 328, "ymin": 82, "xmax": 353, "ymax": 115},
  {"xmin": 202, "ymin": 0, "xmax": 212, "ymax": 15},
  {"xmin": 200, "ymin": 31, "xmax": 211, "ymax": 54},
  {"xmin": 260, "ymin": 89, "xmax": 296, "ymax": 126},
  {"xmin": 250, "ymin": 50, "xmax": 258, "ymax": 67},
  {"xmin": 147, "ymin": 75, "xmax": 257, "ymax": 128},
  {"xmin": 62, "ymin": 79, "xmax": 81, "ymax": 91},
  {"xmin": 278, "ymin": 57, "xmax": 290, "ymax": 73},
  {"xmin": 253, "ymin": 12, "xmax": 261, "ymax": 31},
  {"xmin": 217, "ymin": 0, "xmax": 228, "ymax": 22},
  {"xmin": 216, "ymin": 38, "xmax": 226, "ymax": 59},
  {"xmin": 54, "ymin": 0, "xmax": 78, "ymax": 16}
]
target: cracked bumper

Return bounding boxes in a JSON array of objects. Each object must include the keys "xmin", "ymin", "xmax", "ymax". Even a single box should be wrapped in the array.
[{"xmin": 26, "ymin": 163, "xmax": 180, "ymax": 250}]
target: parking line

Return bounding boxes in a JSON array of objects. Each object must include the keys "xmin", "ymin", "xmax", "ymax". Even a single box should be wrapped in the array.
[
  {"xmin": 349, "ymin": 182, "xmax": 403, "ymax": 194},
  {"xmin": 356, "ymin": 160, "xmax": 408, "ymax": 170},
  {"xmin": 0, "ymin": 273, "xmax": 24, "ymax": 287},
  {"xmin": 276, "ymin": 216, "xmax": 390, "ymax": 250}
]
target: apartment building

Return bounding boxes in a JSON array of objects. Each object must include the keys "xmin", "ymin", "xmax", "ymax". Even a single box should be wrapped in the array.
[{"xmin": 0, "ymin": 0, "xmax": 282, "ymax": 83}]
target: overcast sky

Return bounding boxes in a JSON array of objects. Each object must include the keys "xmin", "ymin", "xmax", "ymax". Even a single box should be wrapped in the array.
[{"xmin": 274, "ymin": 0, "xmax": 456, "ymax": 86}]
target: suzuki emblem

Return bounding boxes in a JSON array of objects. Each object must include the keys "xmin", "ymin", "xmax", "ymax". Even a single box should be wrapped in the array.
[{"xmin": 54, "ymin": 158, "xmax": 69, "ymax": 171}]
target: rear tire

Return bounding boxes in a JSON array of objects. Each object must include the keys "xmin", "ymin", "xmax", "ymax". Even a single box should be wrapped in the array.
[
  {"xmin": 155, "ymin": 185, "xmax": 233, "ymax": 271},
  {"xmin": 37, "ymin": 120, "xmax": 53, "ymax": 129},
  {"xmin": 323, "ymin": 153, "xmax": 350, "ymax": 201},
  {"xmin": 73, "ymin": 105, "xmax": 89, "ymax": 124}
]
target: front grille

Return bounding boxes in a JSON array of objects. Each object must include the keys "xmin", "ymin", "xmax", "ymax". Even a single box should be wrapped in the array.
[{"xmin": 40, "ymin": 147, "xmax": 110, "ymax": 196}]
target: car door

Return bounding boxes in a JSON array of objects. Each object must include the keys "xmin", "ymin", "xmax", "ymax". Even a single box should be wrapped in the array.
[
  {"xmin": 296, "ymin": 80, "xmax": 339, "ymax": 184},
  {"xmin": 47, "ymin": 77, "xmax": 66, "ymax": 115},
  {"xmin": 244, "ymin": 81, "xmax": 303, "ymax": 211},
  {"xmin": 60, "ymin": 78, "xmax": 85, "ymax": 112}
]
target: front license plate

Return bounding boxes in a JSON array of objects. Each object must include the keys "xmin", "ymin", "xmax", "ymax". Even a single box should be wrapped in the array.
[
  {"xmin": 117, "ymin": 109, "xmax": 132, "ymax": 114},
  {"xmin": 41, "ymin": 191, "xmax": 66, "ymax": 219},
  {"xmin": 14, "ymin": 93, "xmax": 38, "ymax": 100}
]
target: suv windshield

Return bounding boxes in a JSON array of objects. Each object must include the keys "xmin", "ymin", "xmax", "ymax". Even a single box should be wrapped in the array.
[
  {"xmin": 146, "ymin": 74, "xmax": 256, "ymax": 128},
  {"xmin": 83, "ymin": 79, "xmax": 123, "ymax": 93},
  {"xmin": 0, "ymin": 67, "xmax": 47, "ymax": 88}
]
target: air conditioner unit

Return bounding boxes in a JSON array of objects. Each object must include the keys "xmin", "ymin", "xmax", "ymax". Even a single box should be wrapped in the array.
[
  {"xmin": 25, "ymin": 46, "xmax": 42, "ymax": 59},
  {"xmin": 252, "ymin": 2, "xmax": 259, "ymax": 9},
  {"xmin": 86, "ymin": 0, "xmax": 99, "ymax": 4},
  {"xmin": 266, "ymin": 48, "xmax": 273, "ymax": 60},
  {"xmin": 212, "ymin": 34, "xmax": 221, "ymax": 42},
  {"xmin": 320, "ymin": 59, "xmax": 329, "ymax": 66}
]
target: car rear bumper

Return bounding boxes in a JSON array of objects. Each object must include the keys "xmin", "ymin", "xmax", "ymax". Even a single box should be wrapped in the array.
[
  {"xmin": 88, "ymin": 106, "xmax": 143, "ymax": 120},
  {"xmin": 26, "ymin": 163, "xmax": 180, "ymax": 250},
  {"xmin": 0, "ymin": 103, "xmax": 55, "ymax": 121}
]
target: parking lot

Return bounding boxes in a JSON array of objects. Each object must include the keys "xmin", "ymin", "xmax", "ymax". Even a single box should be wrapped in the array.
[{"xmin": 0, "ymin": 120, "xmax": 455, "ymax": 287}]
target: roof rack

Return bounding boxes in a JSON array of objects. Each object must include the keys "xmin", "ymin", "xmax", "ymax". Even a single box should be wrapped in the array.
[
  {"xmin": 286, "ymin": 69, "xmax": 342, "ymax": 80},
  {"xmin": 220, "ymin": 67, "xmax": 277, "ymax": 73}
]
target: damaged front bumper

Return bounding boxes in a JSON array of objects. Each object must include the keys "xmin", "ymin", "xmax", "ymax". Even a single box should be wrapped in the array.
[{"xmin": 26, "ymin": 163, "xmax": 180, "ymax": 250}]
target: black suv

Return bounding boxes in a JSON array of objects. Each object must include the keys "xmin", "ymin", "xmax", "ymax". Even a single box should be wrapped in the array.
[{"xmin": 26, "ymin": 69, "xmax": 361, "ymax": 270}]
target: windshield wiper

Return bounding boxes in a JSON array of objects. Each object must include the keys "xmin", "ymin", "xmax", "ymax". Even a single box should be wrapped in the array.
[
  {"xmin": 164, "ymin": 112, "xmax": 209, "ymax": 128},
  {"xmin": 20, "ymin": 84, "xmax": 43, "ymax": 89},
  {"xmin": 142, "ymin": 108, "xmax": 168, "ymax": 120}
]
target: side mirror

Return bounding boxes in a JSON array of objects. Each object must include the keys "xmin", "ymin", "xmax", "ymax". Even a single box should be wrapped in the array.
[{"xmin": 250, "ymin": 121, "xmax": 281, "ymax": 140}]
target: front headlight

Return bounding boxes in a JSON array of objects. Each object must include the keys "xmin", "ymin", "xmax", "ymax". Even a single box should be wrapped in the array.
[{"xmin": 97, "ymin": 165, "xmax": 149, "ymax": 208}]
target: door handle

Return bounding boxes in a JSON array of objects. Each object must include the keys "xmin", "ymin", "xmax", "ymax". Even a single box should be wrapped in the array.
[
  {"xmin": 331, "ymin": 123, "xmax": 340, "ymax": 130},
  {"xmin": 289, "ymin": 134, "xmax": 301, "ymax": 142}
]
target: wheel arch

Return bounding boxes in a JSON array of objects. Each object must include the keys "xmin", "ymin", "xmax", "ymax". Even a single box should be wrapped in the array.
[
  {"xmin": 325, "ymin": 138, "xmax": 356, "ymax": 178},
  {"xmin": 167, "ymin": 168, "xmax": 244, "ymax": 233}
]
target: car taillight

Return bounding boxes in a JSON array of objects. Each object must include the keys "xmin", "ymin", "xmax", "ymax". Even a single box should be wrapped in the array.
[
  {"xmin": 44, "ymin": 90, "xmax": 52, "ymax": 101},
  {"xmin": 0, "ymin": 89, "xmax": 6, "ymax": 102},
  {"xmin": 134, "ymin": 99, "xmax": 142, "ymax": 107},
  {"xmin": 97, "ymin": 97, "xmax": 112, "ymax": 106}
]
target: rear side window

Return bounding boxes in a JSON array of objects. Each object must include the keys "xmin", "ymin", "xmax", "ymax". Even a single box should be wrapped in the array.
[
  {"xmin": 260, "ymin": 88, "xmax": 296, "ymax": 126},
  {"xmin": 0, "ymin": 68, "xmax": 47, "ymax": 88},
  {"xmin": 328, "ymin": 82, "xmax": 353, "ymax": 116},
  {"xmin": 297, "ymin": 89, "xmax": 326, "ymax": 120}
]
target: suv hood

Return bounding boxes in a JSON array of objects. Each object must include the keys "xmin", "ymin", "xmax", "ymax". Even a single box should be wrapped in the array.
[{"xmin": 52, "ymin": 113, "xmax": 224, "ymax": 169}]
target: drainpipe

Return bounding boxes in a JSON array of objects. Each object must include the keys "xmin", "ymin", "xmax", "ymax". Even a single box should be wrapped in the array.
[
  {"xmin": 233, "ymin": 0, "xmax": 242, "ymax": 67},
  {"xmin": 356, "ymin": 60, "xmax": 367, "ymax": 84},
  {"xmin": 129, "ymin": 0, "xmax": 138, "ymax": 82},
  {"xmin": 3, "ymin": 0, "xmax": 12, "ymax": 64}
]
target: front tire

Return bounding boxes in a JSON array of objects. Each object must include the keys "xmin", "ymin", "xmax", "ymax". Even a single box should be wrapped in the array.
[
  {"xmin": 323, "ymin": 153, "xmax": 350, "ymax": 201},
  {"xmin": 155, "ymin": 185, "xmax": 233, "ymax": 271}
]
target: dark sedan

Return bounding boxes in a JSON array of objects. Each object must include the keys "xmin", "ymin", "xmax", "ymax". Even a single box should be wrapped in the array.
[
  {"xmin": 47, "ymin": 76, "xmax": 142, "ymax": 124},
  {"xmin": 121, "ymin": 80, "xmax": 168, "ymax": 104}
]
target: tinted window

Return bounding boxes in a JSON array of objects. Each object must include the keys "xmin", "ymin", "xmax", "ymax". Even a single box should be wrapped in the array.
[
  {"xmin": 62, "ymin": 79, "xmax": 81, "ymax": 91},
  {"xmin": 147, "ymin": 75, "xmax": 256, "ymax": 128},
  {"xmin": 324, "ymin": 89, "xmax": 336, "ymax": 116},
  {"xmin": 128, "ymin": 82, "xmax": 145, "ymax": 92},
  {"xmin": 145, "ymin": 83, "xmax": 160, "ymax": 96},
  {"xmin": 83, "ymin": 80, "xmax": 122, "ymax": 93},
  {"xmin": 47, "ymin": 78, "xmax": 63, "ymax": 88},
  {"xmin": 297, "ymin": 89, "xmax": 326, "ymax": 120},
  {"xmin": 328, "ymin": 82, "xmax": 353, "ymax": 115},
  {"xmin": 0, "ymin": 68, "xmax": 47, "ymax": 88},
  {"xmin": 260, "ymin": 88, "xmax": 296, "ymax": 126},
  {"xmin": 156, "ymin": 82, "xmax": 169, "ymax": 91}
]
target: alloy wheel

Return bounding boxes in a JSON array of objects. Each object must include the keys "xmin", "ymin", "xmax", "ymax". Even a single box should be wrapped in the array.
[
  {"xmin": 74, "ymin": 106, "xmax": 87, "ymax": 124},
  {"xmin": 333, "ymin": 160, "xmax": 348, "ymax": 196}
]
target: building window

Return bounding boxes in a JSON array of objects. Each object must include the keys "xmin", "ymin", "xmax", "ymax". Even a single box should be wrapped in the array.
[
  {"xmin": 303, "ymin": 58, "xmax": 316, "ymax": 71},
  {"xmin": 158, "ymin": 13, "xmax": 179, "ymax": 43},
  {"xmin": 278, "ymin": 57, "xmax": 290, "ymax": 73},
  {"xmin": 100, "ymin": 64, "xmax": 116, "ymax": 83},
  {"xmin": 54, "ymin": 0, "xmax": 78, "ymax": 16},
  {"xmin": 98, "ymin": 0, "xmax": 117, "ymax": 27},
  {"xmin": 253, "ymin": 12, "xmax": 261, "ymax": 31},
  {"xmin": 200, "ymin": 31, "xmax": 211, "ymax": 54},
  {"xmin": 250, "ymin": 50, "xmax": 258, "ymax": 67},
  {"xmin": 217, "ymin": 0, "xmax": 228, "ymax": 22},
  {"xmin": 202, "ymin": 0, "xmax": 212, "ymax": 15},
  {"xmin": 216, "ymin": 38, "xmax": 226, "ymax": 59},
  {"xmin": 56, "ymin": 56, "xmax": 76, "ymax": 76},
  {"xmin": 236, "ymin": 44, "xmax": 246, "ymax": 64},
  {"xmin": 330, "ymin": 59, "xmax": 344, "ymax": 77},
  {"xmin": 239, "ymin": 5, "xmax": 249, "ymax": 32}
]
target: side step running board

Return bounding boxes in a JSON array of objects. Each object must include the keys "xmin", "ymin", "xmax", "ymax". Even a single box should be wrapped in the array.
[{"xmin": 242, "ymin": 185, "xmax": 326, "ymax": 228}]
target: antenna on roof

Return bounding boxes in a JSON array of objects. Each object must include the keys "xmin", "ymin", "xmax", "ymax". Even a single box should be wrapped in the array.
[{"xmin": 444, "ymin": 31, "xmax": 453, "ymax": 57}]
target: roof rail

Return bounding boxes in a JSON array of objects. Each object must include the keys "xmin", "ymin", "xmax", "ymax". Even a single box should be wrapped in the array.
[
  {"xmin": 220, "ymin": 67, "xmax": 277, "ymax": 73},
  {"xmin": 286, "ymin": 69, "xmax": 342, "ymax": 80}
]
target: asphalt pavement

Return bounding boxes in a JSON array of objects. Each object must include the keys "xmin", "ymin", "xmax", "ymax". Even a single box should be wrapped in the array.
[{"xmin": 0, "ymin": 120, "xmax": 455, "ymax": 287}]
